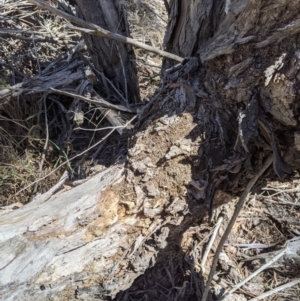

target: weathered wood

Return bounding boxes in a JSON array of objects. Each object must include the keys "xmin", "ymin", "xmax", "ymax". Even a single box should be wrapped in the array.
[
  {"xmin": 26, "ymin": 0, "xmax": 184, "ymax": 63},
  {"xmin": 75, "ymin": 0, "xmax": 140, "ymax": 106},
  {"xmin": 0, "ymin": 166, "xmax": 125, "ymax": 300},
  {"xmin": 164, "ymin": 0, "xmax": 300, "ymax": 62},
  {"xmin": 0, "ymin": 59, "xmax": 84, "ymax": 107},
  {"xmin": 2, "ymin": 0, "xmax": 300, "ymax": 300}
]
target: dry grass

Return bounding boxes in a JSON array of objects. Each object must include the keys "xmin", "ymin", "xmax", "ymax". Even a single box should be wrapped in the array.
[
  {"xmin": 0, "ymin": 0, "xmax": 167, "ymax": 206},
  {"xmin": 124, "ymin": 0, "xmax": 167, "ymax": 100},
  {"xmin": 0, "ymin": 0, "xmax": 79, "ymax": 206}
]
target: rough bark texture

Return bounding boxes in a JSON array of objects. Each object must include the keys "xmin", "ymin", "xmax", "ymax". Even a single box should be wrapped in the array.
[
  {"xmin": 162, "ymin": 0, "xmax": 300, "ymax": 178},
  {"xmin": 75, "ymin": 0, "xmax": 140, "ymax": 106},
  {"xmin": 1, "ymin": 0, "xmax": 300, "ymax": 300}
]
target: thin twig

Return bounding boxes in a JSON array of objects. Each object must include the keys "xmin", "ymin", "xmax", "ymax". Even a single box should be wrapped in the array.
[
  {"xmin": 263, "ymin": 197, "xmax": 300, "ymax": 207},
  {"xmin": 34, "ymin": 95, "xmax": 49, "ymax": 193},
  {"xmin": 262, "ymin": 187, "xmax": 300, "ymax": 193},
  {"xmin": 31, "ymin": 33, "xmax": 41, "ymax": 74},
  {"xmin": 223, "ymin": 243, "xmax": 278, "ymax": 249},
  {"xmin": 116, "ymin": 44, "xmax": 128, "ymax": 106},
  {"xmin": 73, "ymin": 124, "xmax": 132, "ymax": 132},
  {"xmin": 26, "ymin": 0, "xmax": 183, "ymax": 62},
  {"xmin": 81, "ymin": 58, "xmax": 129, "ymax": 106},
  {"xmin": 201, "ymin": 154, "xmax": 273, "ymax": 301},
  {"xmin": 201, "ymin": 213, "xmax": 224, "ymax": 273},
  {"xmin": 190, "ymin": 249, "xmax": 202, "ymax": 301},
  {"xmin": 220, "ymin": 249, "xmax": 286, "ymax": 300},
  {"xmin": 249, "ymin": 278, "xmax": 300, "ymax": 301},
  {"xmin": 15, "ymin": 115, "xmax": 136, "ymax": 195},
  {"xmin": 66, "ymin": 39, "xmax": 85, "ymax": 63},
  {"xmin": 50, "ymin": 88, "xmax": 134, "ymax": 113}
]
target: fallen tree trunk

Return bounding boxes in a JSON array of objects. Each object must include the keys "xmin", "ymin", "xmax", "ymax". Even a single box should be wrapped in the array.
[{"xmin": 0, "ymin": 166, "xmax": 126, "ymax": 300}]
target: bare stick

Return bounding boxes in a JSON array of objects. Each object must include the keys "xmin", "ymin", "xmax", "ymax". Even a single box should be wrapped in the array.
[
  {"xmin": 26, "ymin": 0, "xmax": 183, "ymax": 62},
  {"xmin": 201, "ymin": 154, "xmax": 273, "ymax": 301},
  {"xmin": 220, "ymin": 249, "xmax": 286, "ymax": 300},
  {"xmin": 66, "ymin": 39, "xmax": 85, "ymax": 63},
  {"xmin": 34, "ymin": 95, "xmax": 49, "ymax": 193},
  {"xmin": 249, "ymin": 278, "xmax": 300, "ymax": 301},
  {"xmin": 263, "ymin": 197, "xmax": 300, "ymax": 207},
  {"xmin": 50, "ymin": 88, "xmax": 134, "ymax": 113},
  {"xmin": 223, "ymin": 242, "xmax": 278, "ymax": 249},
  {"xmin": 201, "ymin": 213, "xmax": 224, "ymax": 273},
  {"xmin": 262, "ymin": 187, "xmax": 300, "ymax": 193}
]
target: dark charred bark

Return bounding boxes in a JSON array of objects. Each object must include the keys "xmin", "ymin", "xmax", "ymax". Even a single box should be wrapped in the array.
[
  {"xmin": 116, "ymin": 1, "xmax": 300, "ymax": 299},
  {"xmin": 162, "ymin": 0, "xmax": 300, "ymax": 184},
  {"xmin": 75, "ymin": 0, "xmax": 140, "ymax": 106}
]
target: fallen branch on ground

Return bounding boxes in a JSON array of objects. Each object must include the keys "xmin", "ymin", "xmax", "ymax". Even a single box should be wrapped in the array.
[
  {"xmin": 249, "ymin": 278, "xmax": 300, "ymax": 301},
  {"xmin": 201, "ymin": 154, "xmax": 274, "ymax": 301},
  {"xmin": 220, "ymin": 249, "xmax": 286, "ymax": 300},
  {"xmin": 201, "ymin": 213, "xmax": 224, "ymax": 273}
]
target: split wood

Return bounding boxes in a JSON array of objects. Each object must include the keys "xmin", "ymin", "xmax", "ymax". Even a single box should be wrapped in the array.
[
  {"xmin": 201, "ymin": 153, "xmax": 273, "ymax": 301},
  {"xmin": 26, "ymin": 0, "xmax": 184, "ymax": 62}
]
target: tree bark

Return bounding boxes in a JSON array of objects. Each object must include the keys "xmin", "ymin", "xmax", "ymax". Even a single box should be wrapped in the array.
[
  {"xmin": 1, "ymin": 0, "xmax": 300, "ymax": 300},
  {"xmin": 75, "ymin": 0, "xmax": 140, "ymax": 106},
  {"xmin": 162, "ymin": 0, "xmax": 300, "ymax": 177}
]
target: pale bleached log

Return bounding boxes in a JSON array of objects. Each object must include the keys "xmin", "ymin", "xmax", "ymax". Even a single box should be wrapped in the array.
[{"xmin": 0, "ymin": 165, "xmax": 133, "ymax": 301}]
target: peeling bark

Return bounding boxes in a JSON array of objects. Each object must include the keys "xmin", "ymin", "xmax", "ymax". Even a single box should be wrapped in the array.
[{"xmin": 75, "ymin": 0, "xmax": 140, "ymax": 106}]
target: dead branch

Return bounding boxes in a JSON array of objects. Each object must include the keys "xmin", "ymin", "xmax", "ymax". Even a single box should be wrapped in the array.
[
  {"xmin": 201, "ymin": 154, "xmax": 274, "ymax": 301},
  {"xmin": 26, "ymin": 0, "xmax": 183, "ymax": 62},
  {"xmin": 220, "ymin": 249, "xmax": 286, "ymax": 300},
  {"xmin": 50, "ymin": 88, "xmax": 135, "ymax": 113},
  {"xmin": 249, "ymin": 278, "xmax": 300, "ymax": 301},
  {"xmin": 201, "ymin": 213, "xmax": 224, "ymax": 273}
]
